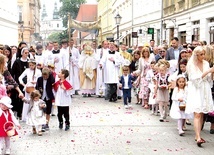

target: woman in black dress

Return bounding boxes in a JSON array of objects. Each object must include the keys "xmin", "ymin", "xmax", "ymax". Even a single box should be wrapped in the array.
[{"xmin": 11, "ymin": 47, "xmax": 29, "ymax": 119}]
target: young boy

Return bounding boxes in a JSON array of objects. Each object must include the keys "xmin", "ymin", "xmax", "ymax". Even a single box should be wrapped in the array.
[
  {"xmin": 54, "ymin": 69, "xmax": 73, "ymax": 131},
  {"xmin": 119, "ymin": 66, "xmax": 135, "ymax": 109},
  {"xmin": 36, "ymin": 67, "xmax": 55, "ymax": 131}
]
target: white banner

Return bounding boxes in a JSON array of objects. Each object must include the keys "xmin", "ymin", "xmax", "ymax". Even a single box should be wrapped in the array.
[{"xmin": 70, "ymin": 19, "xmax": 101, "ymax": 32}]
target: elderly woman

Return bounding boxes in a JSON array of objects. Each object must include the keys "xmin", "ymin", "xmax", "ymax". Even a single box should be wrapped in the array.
[{"xmin": 186, "ymin": 46, "xmax": 214, "ymax": 147}]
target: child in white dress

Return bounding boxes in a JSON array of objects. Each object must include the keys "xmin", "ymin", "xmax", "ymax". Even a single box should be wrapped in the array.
[
  {"xmin": 146, "ymin": 61, "xmax": 158, "ymax": 115},
  {"xmin": 19, "ymin": 59, "xmax": 42, "ymax": 121},
  {"xmin": 170, "ymin": 75, "xmax": 191, "ymax": 136},
  {"xmin": 23, "ymin": 90, "xmax": 46, "ymax": 136}
]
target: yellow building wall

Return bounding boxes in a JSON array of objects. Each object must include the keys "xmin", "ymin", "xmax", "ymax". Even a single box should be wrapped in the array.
[
  {"xmin": 97, "ymin": 0, "xmax": 114, "ymax": 45},
  {"xmin": 18, "ymin": 0, "xmax": 41, "ymax": 45}
]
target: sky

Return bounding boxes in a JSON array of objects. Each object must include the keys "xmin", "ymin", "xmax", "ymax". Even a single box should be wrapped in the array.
[{"xmin": 41, "ymin": 0, "xmax": 97, "ymax": 19}]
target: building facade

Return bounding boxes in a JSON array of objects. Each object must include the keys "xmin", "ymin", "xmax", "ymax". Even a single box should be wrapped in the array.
[
  {"xmin": 97, "ymin": 0, "xmax": 114, "ymax": 45},
  {"xmin": 18, "ymin": 0, "xmax": 41, "ymax": 45},
  {"xmin": 162, "ymin": 0, "xmax": 214, "ymax": 44},
  {"xmin": 98, "ymin": 0, "xmax": 162, "ymax": 47},
  {"xmin": 0, "ymin": 0, "xmax": 18, "ymax": 45}
]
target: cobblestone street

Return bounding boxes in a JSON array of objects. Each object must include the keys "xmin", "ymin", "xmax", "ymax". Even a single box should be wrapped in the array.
[{"xmin": 7, "ymin": 95, "xmax": 214, "ymax": 155}]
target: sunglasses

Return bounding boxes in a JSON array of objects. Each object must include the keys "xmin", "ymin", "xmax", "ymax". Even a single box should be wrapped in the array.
[
  {"xmin": 197, "ymin": 53, "xmax": 205, "ymax": 56},
  {"xmin": 160, "ymin": 50, "xmax": 165, "ymax": 53}
]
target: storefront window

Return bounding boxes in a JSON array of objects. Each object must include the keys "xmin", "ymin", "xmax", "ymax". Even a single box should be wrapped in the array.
[
  {"xmin": 209, "ymin": 18, "xmax": 214, "ymax": 43},
  {"xmin": 193, "ymin": 21, "xmax": 200, "ymax": 41}
]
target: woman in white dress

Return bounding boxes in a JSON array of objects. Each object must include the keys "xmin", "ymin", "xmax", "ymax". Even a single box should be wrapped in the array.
[
  {"xmin": 18, "ymin": 59, "xmax": 42, "ymax": 121},
  {"xmin": 186, "ymin": 46, "xmax": 214, "ymax": 146}
]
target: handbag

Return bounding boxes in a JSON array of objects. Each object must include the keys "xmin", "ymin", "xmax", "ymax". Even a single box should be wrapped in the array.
[{"xmin": 26, "ymin": 86, "xmax": 35, "ymax": 93}]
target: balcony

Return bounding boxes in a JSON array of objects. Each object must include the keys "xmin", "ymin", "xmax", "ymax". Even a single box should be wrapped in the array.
[
  {"xmin": 163, "ymin": 4, "xmax": 175, "ymax": 17},
  {"xmin": 192, "ymin": 0, "xmax": 200, "ymax": 7},
  {"xmin": 178, "ymin": 0, "xmax": 185, "ymax": 11}
]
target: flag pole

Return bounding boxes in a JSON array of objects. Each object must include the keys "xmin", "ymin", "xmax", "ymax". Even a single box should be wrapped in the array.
[{"xmin": 67, "ymin": 13, "xmax": 71, "ymax": 81}]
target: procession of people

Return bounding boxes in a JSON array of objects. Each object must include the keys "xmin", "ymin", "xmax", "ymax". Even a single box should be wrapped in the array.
[{"xmin": 1, "ymin": 38, "xmax": 214, "ymax": 154}]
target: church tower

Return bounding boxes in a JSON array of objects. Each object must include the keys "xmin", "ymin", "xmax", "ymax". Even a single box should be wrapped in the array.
[
  {"xmin": 41, "ymin": 4, "xmax": 47, "ymax": 21},
  {"xmin": 53, "ymin": 2, "xmax": 59, "ymax": 19}
]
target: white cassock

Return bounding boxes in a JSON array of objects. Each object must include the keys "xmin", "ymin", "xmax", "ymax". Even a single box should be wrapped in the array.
[
  {"xmin": 35, "ymin": 54, "xmax": 44, "ymax": 66},
  {"xmin": 95, "ymin": 48, "xmax": 109, "ymax": 96},
  {"xmin": 64, "ymin": 47, "xmax": 80, "ymax": 94},
  {"xmin": 52, "ymin": 51, "xmax": 64, "ymax": 74},
  {"xmin": 43, "ymin": 51, "xmax": 55, "ymax": 67},
  {"xmin": 100, "ymin": 51, "xmax": 121, "ymax": 84}
]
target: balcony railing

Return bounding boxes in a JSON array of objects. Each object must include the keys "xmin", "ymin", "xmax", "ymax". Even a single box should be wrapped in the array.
[
  {"xmin": 192, "ymin": 0, "xmax": 200, "ymax": 7},
  {"xmin": 163, "ymin": 4, "xmax": 175, "ymax": 16},
  {"xmin": 178, "ymin": 0, "xmax": 185, "ymax": 11}
]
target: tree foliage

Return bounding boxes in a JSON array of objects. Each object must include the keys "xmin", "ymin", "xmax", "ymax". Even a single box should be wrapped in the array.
[
  {"xmin": 59, "ymin": 0, "xmax": 86, "ymax": 28},
  {"xmin": 47, "ymin": 30, "xmax": 68, "ymax": 43}
]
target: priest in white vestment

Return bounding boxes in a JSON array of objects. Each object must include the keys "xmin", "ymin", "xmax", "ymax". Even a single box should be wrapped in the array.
[
  {"xmin": 95, "ymin": 40, "xmax": 109, "ymax": 97},
  {"xmin": 78, "ymin": 44, "xmax": 97, "ymax": 97},
  {"xmin": 64, "ymin": 39, "xmax": 80, "ymax": 95},
  {"xmin": 99, "ymin": 43, "xmax": 121, "ymax": 102}
]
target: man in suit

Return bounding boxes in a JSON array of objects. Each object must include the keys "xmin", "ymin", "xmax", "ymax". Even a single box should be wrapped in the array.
[
  {"xmin": 36, "ymin": 67, "xmax": 55, "ymax": 131},
  {"xmin": 149, "ymin": 39, "xmax": 155, "ymax": 54},
  {"xmin": 165, "ymin": 37, "xmax": 183, "ymax": 61}
]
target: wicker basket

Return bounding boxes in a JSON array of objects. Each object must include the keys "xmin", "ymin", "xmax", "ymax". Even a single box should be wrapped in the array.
[
  {"xmin": 4, "ymin": 121, "xmax": 15, "ymax": 137},
  {"xmin": 179, "ymin": 105, "xmax": 186, "ymax": 111},
  {"xmin": 26, "ymin": 86, "xmax": 35, "ymax": 93}
]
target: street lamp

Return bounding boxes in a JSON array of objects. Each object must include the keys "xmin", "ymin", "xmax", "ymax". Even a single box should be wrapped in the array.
[
  {"xmin": 18, "ymin": 21, "xmax": 24, "ymax": 41},
  {"xmin": 114, "ymin": 13, "xmax": 122, "ymax": 45},
  {"xmin": 20, "ymin": 24, "xmax": 24, "ymax": 41}
]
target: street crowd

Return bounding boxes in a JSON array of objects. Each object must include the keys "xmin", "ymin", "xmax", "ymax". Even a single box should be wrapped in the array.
[{"xmin": 0, "ymin": 38, "xmax": 214, "ymax": 154}]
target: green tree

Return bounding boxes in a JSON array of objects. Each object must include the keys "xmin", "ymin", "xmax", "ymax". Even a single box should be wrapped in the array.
[
  {"xmin": 59, "ymin": 0, "xmax": 86, "ymax": 28},
  {"xmin": 47, "ymin": 32, "xmax": 61, "ymax": 42},
  {"xmin": 47, "ymin": 30, "xmax": 69, "ymax": 44}
]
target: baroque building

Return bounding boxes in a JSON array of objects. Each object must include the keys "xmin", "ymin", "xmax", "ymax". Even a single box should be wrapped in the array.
[{"xmin": 18, "ymin": 0, "xmax": 41, "ymax": 45}]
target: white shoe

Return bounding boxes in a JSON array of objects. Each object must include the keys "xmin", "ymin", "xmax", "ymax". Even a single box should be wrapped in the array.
[
  {"xmin": 179, "ymin": 130, "xmax": 185, "ymax": 136},
  {"xmin": 124, "ymin": 105, "xmax": 129, "ymax": 109},
  {"xmin": 128, "ymin": 103, "xmax": 132, "ymax": 107},
  {"xmin": 5, "ymin": 149, "xmax": 10, "ymax": 155}
]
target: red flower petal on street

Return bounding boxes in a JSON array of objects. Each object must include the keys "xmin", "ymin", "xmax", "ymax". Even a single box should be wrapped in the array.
[
  {"xmin": 126, "ymin": 140, "xmax": 131, "ymax": 143},
  {"xmin": 71, "ymin": 140, "xmax": 75, "ymax": 142}
]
